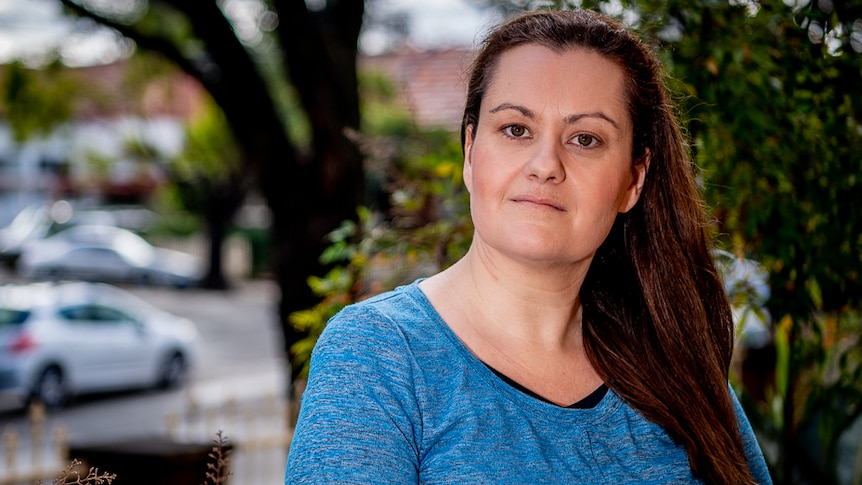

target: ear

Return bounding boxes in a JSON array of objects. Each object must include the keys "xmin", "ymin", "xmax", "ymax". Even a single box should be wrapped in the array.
[
  {"xmin": 463, "ymin": 125, "xmax": 475, "ymax": 194},
  {"xmin": 619, "ymin": 149, "xmax": 650, "ymax": 213}
]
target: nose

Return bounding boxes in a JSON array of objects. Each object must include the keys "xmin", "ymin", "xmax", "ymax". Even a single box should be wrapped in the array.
[{"xmin": 524, "ymin": 137, "xmax": 566, "ymax": 183}]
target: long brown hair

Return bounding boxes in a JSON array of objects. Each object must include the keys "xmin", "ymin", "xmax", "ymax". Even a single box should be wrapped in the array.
[{"xmin": 462, "ymin": 10, "xmax": 755, "ymax": 484}]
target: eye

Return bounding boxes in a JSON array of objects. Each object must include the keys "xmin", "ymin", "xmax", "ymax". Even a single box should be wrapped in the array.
[
  {"xmin": 572, "ymin": 133, "xmax": 600, "ymax": 148},
  {"xmin": 503, "ymin": 124, "xmax": 529, "ymax": 138}
]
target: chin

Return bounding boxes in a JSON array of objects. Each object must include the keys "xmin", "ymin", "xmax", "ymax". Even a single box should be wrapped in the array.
[{"xmin": 499, "ymin": 242, "xmax": 580, "ymax": 266}]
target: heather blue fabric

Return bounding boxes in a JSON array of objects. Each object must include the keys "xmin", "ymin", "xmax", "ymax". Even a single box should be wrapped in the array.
[{"xmin": 285, "ymin": 280, "xmax": 772, "ymax": 484}]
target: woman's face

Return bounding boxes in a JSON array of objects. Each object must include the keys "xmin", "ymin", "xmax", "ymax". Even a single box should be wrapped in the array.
[{"xmin": 464, "ymin": 44, "xmax": 647, "ymax": 269}]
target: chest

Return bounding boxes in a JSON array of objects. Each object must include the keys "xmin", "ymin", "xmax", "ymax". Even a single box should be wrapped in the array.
[{"xmin": 414, "ymin": 374, "xmax": 699, "ymax": 484}]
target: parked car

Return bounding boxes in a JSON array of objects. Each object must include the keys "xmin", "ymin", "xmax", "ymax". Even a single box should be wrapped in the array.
[
  {"xmin": 0, "ymin": 204, "xmax": 57, "ymax": 265},
  {"xmin": 0, "ymin": 202, "xmax": 158, "ymax": 266},
  {"xmin": 0, "ymin": 281, "xmax": 199, "ymax": 409},
  {"xmin": 17, "ymin": 225, "xmax": 202, "ymax": 288}
]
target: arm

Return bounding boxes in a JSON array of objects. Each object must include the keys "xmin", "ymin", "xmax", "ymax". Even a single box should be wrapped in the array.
[{"xmin": 285, "ymin": 305, "xmax": 422, "ymax": 484}]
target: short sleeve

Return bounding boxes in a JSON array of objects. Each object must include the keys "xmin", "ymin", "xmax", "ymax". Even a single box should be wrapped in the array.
[{"xmin": 285, "ymin": 305, "xmax": 422, "ymax": 484}]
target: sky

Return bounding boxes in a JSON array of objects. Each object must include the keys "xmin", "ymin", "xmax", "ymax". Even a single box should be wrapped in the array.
[
  {"xmin": 0, "ymin": 0, "xmax": 498, "ymax": 66},
  {"xmin": 363, "ymin": 0, "xmax": 499, "ymax": 53},
  {"xmin": 0, "ymin": 0, "xmax": 131, "ymax": 66}
]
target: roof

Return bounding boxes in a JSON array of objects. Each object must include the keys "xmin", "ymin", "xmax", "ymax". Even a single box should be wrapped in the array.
[
  {"xmin": 64, "ymin": 62, "xmax": 205, "ymax": 120},
  {"xmin": 361, "ymin": 48, "xmax": 474, "ymax": 131},
  {"xmin": 1, "ymin": 48, "xmax": 473, "ymax": 130},
  {"xmin": 0, "ymin": 61, "xmax": 205, "ymax": 121}
]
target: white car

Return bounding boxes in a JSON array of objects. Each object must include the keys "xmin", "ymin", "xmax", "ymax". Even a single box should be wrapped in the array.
[
  {"xmin": 17, "ymin": 225, "xmax": 202, "ymax": 288},
  {"xmin": 0, "ymin": 202, "xmax": 157, "ymax": 265},
  {"xmin": 0, "ymin": 281, "xmax": 199, "ymax": 409},
  {"xmin": 0, "ymin": 204, "xmax": 56, "ymax": 265}
]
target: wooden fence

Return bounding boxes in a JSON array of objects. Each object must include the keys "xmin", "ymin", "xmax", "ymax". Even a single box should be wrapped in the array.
[
  {"xmin": 0, "ymin": 404, "xmax": 68, "ymax": 485},
  {"xmin": 0, "ymin": 394, "xmax": 295, "ymax": 485},
  {"xmin": 166, "ymin": 391, "xmax": 295, "ymax": 484}
]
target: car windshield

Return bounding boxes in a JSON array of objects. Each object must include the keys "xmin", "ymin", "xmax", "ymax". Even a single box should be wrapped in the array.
[
  {"xmin": 113, "ymin": 231, "xmax": 154, "ymax": 266},
  {"xmin": 4, "ymin": 205, "xmax": 51, "ymax": 239},
  {"xmin": 0, "ymin": 308, "xmax": 30, "ymax": 326}
]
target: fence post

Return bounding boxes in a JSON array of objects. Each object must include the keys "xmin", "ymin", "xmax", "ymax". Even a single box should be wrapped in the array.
[
  {"xmin": 3, "ymin": 428, "xmax": 18, "ymax": 478},
  {"xmin": 29, "ymin": 403, "xmax": 45, "ymax": 470},
  {"xmin": 0, "ymin": 404, "xmax": 68, "ymax": 485}
]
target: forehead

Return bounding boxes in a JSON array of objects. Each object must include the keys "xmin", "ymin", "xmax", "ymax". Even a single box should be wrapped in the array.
[{"xmin": 482, "ymin": 44, "xmax": 631, "ymax": 125}]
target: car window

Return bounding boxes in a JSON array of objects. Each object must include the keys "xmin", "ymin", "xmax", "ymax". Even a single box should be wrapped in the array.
[
  {"xmin": 58, "ymin": 304, "xmax": 141, "ymax": 327},
  {"xmin": 57, "ymin": 305, "xmax": 93, "ymax": 321},
  {"xmin": 0, "ymin": 308, "xmax": 30, "ymax": 326},
  {"xmin": 68, "ymin": 247, "xmax": 127, "ymax": 263},
  {"xmin": 90, "ymin": 305, "xmax": 138, "ymax": 323}
]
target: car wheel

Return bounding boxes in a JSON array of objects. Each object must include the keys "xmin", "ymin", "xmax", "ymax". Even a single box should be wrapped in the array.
[
  {"xmin": 31, "ymin": 366, "xmax": 68, "ymax": 410},
  {"xmin": 158, "ymin": 352, "xmax": 187, "ymax": 389}
]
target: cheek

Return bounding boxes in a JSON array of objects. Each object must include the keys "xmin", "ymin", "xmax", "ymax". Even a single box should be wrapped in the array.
[
  {"xmin": 465, "ymin": 145, "xmax": 495, "ymax": 195},
  {"xmin": 611, "ymin": 172, "xmax": 637, "ymax": 211},
  {"xmin": 586, "ymin": 167, "xmax": 634, "ymax": 206},
  {"xmin": 465, "ymin": 148, "xmax": 502, "ymax": 227}
]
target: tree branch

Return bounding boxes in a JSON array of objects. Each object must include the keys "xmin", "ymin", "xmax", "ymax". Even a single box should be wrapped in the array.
[{"xmin": 57, "ymin": 0, "xmax": 205, "ymax": 86}]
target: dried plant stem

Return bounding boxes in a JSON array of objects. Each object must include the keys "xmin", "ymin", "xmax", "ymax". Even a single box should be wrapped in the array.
[
  {"xmin": 38, "ymin": 458, "xmax": 116, "ymax": 484},
  {"xmin": 202, "ymin": 430, "xmax": 233, "ymax": 485}
]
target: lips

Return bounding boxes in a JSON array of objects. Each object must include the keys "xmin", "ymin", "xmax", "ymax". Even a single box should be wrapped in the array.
[{"xmin": 511, "ymin": 194, "xmax": 566, "ymax": 211}]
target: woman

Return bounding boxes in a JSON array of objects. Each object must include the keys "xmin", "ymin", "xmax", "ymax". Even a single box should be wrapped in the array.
[{"xmin": 286, "ymin": 9, "xmax": 771, "ymax": 484}]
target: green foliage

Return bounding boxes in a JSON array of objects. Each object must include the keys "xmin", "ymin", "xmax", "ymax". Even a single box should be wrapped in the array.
[
  {"xmin": 166, "ymin": 97, "xmax": 245, "ymax": 216},
  {"xmin": 656, "ymin": 3, "xmax": 861, "ymax": 481},
  {"xmin": 0, "ymin": 61, "xmax": 79, "ymax": 141},
  {"xmin": 359, "ymin": 70, "xmax": 415, "ymax": 136},
  {"xmin": 288, "ymin": 87, "xmax": 473, "ymax": 376},
  {"xmin": 173, "ymin": 99, "xmax": 241, "ymax": 182},
  {"xmin": 289, "ymin": 142, "xmax": 473, "ymax": 378},
  {"xmin": 135, "ymin": 2, "xmax": 197, "ymax": 55},
  {"xmin": 674, "ymin": 2, "xmax": 862, "ymax": 316},
  {"xmin": 122, "ymin": 50, "xmax": 185, "ymax": 110},
  {"xmin": 144, "ymin": 199, "xmax": 201, "ymax": 237},
  {"xmin": 759, "ymin": 311, "xmax": 862, "ymax": 483}
]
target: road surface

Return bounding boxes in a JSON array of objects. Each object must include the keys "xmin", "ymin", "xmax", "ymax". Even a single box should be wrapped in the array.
[{"xmin": 0, "ymin": 276, "xmax": 291, "ymax": 482}]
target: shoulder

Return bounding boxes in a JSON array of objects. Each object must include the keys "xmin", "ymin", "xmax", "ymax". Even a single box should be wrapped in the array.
[
  {"xmin": 310, "ymin": 280, "xmax": 445, "ymax": 378},
  {"xmin": 289, "ymin": 283, "xmax": 432, "ymax": 484},
  {"xmin": 729, "ymin": 386, "xmax": 773, "ymax": 484},
  {"xmin": 317, "ymin": 281, "xmax": 442, "ymax": 355},
  {"xmin": 331, "ymin": 280, "xmax": 429, "ymax": 325}
]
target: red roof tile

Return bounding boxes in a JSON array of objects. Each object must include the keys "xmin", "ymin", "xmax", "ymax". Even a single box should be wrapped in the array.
[{"xmin": 361, "ymin": 48, "xmax": 474, "ymax": 130}]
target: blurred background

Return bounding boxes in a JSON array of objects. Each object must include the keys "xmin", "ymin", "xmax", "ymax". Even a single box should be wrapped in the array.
[{"xmin": 0, "ymin": 0, "xmax": 859, "ymax": 484}]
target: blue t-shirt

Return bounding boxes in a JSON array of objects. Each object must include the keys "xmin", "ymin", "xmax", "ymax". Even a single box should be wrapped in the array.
[{"xmin": 285, "ymin": 280, "xmax": 772, "ymax": 484}]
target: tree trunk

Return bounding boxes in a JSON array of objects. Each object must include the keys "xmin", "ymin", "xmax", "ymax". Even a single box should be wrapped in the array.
[
  {"xmin": 202, "ymin": 210, "xmax": 229, "ymax": 290},
  {"xmin": 272, "ymin": 0, "xmax": 366, "ymax": 383},
  {"xmin": 57, "ymin": 0, "xmax": 367, "ymax": 389},
  {"xmin": 201, "ymin": 184, "xmax": 244, "ymax": 290}
]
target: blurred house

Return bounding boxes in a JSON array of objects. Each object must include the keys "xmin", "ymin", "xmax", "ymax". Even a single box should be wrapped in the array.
[
  {"xmin": 0, "ymin": 48, "xmax": 470, "ymax": 226},
  {"xmin": 0, "ymin": 62, "xmax": 206, "ymax": 225},
  {"xmin": 360, "ymin": 47, "xmax": 472, "ymax": 131}
]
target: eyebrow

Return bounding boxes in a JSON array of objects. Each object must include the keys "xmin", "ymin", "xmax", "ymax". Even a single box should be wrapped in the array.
[{"xmin": 488, "ymin": 102, "xmax": 620, "ymax": 130}]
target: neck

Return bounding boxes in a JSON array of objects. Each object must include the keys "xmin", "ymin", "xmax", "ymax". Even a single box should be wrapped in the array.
[{"xmin": 437, "ymin": 240, "xmax": 591, "ymax": 351}]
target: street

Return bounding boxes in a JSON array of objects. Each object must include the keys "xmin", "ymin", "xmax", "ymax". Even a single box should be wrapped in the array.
[{"xmin": 0, "ymin": 273, "xmax": 291, "ymax": 482}]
